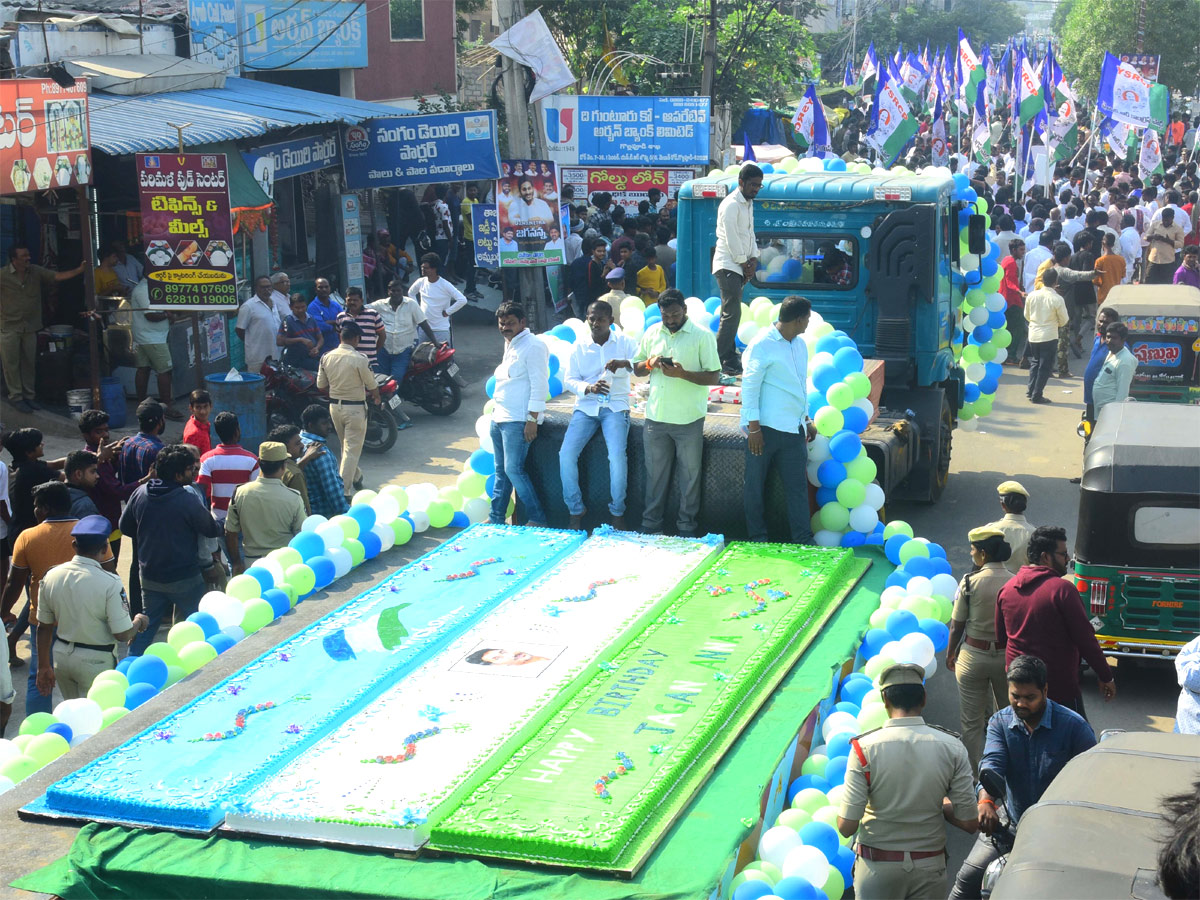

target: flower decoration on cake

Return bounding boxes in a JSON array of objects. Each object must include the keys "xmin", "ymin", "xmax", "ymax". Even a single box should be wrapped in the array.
[
  {"xmin": 189, "ymin": 695, "xmax": 310, "ymax": 743},
  {"xmin": 665, "ymin": 615, "xmax": 685, "ymax": 625},
  {"xmin": 598, "ymin": 661, "xmax": 619, "ymax": 672},
  {"xmin": 542, "ymin": 605, "xmax": 562, "ymax": 617},
  {"xmin": 557, "ymin": 577, "xmax": 619, "ymax": 603},
  {"xmin": 418, "ymin": 705, "xmax": 446, "ymax": 722},
  {"xmin": 398, "ymin": 806, "xmax": 428, "ymax": 827},
  {"xmin": 731, "ymin": 599, "xmax": 769, "ymax": 619},
  {"xmin": 361, "ymin": 727, "xmax": 441, "ymax": 764},
  {"xmin": 285, "ymin": 724, "xmax": 302, "ymax": 734},
  {"xmin": 593, "ymin": 753, "xmax": 635, "ymax": 800},
  {"xmin": 226, "ymin": 685, "xmax": 244, "ymax": 696},
  {"xmin": 153, "ymin": 730, "xmax": 175, "ymax": 742},
  {"xmin": 707, "ymin": 585, "xmax": 732, "ymax": 596},
  {"xmin": 713, "ymin": 671, "xmax": 730, "ymax": 681}
]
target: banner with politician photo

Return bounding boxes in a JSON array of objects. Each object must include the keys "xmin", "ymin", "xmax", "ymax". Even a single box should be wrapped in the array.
[{"xmin": 496, "ymin": 159, "xmax": 564, "ymax": 267}]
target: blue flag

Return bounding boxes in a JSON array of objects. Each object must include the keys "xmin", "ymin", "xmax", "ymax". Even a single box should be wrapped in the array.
[
  {"xmin": 844, "ymin": 59, "xmax": 855, "ymax": 87},
  {"xmin": 742, "ymin": 132, "xmax": 756, "ymax": 163}
]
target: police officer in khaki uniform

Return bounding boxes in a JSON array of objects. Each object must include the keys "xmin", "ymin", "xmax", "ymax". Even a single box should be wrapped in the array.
[
  {"xmin": 316, "ymin": 321, "xmax": 380, "ymax": 501},
  {"xmin": 946, "ymin": 527, "xmax": 1014, "ymax": 773},
  {"xmin": 837, "ymin": 663, "xmax": 978, "ymax": 899},
  {"xmin": 225, "ymin": 442, "xmax": 307, "ymax": 573},
  {"xmin": 35, "ymin": 516, "xmax": 148, "ymax": 701},
  {"xmin": 983, "ymin": 481, "xmax": 1035, "ymax": 576}
]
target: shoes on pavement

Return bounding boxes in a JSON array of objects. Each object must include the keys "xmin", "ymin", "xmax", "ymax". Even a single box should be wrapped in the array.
[
  {"xmin": 1069, "ymin": 476, "xmax": 1082, "ymax": 484},
  {"xmin": 1031, "ymin": 395, "xmax": 1052, "ymax": 404},
  {"xmin": 567, "ymin": 510, "xmax": 586, "ymax": 531},
  {"xmin": 1019, "ymin": 360, "xmax": 1031, "ymax": 369},
  {"xmin": 163, "ymin": 406, "xmax": 185, "ymax": 420},
  {"xmin": 13, "ymin": 399, "xmax": 33, "ymax": 413},
  {"xmin": 397, "ymin": 422, "xmax": 414, "ymax": 430},
  {"xmin": 25, "ymin": 399, "xmax": 41, "ymax": 410},
  {"xmin": 611, "ymin": 514, "xmax": 627, "ymax": 531}
]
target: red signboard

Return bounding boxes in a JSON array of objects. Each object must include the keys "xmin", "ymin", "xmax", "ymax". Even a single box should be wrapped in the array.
[
  {"xmin": 0, "ymin": 78, "xmax": 91, "ymax": 195},
  {"xmin": 136, "ymin": 152, "xmax": 238, "ymax": 311},
  {"xmin": 560, "ymin": 166, "xmax": 695, "ymax": 214}
]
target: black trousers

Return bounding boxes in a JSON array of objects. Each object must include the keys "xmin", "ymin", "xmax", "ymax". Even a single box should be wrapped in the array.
[
  {"xmin": 1027, "ymin": 339, "xmax": 1057, "ymax": 399},
  {"xmin": 743, "ymin": 426, "xmax": 813, "ymax": 543}
]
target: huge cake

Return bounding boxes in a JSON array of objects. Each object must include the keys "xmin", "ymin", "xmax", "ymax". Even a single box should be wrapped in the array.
[
  {"xmin": 432, "ymin": 542, "xmax": 866, "ymax": 872},
  {"xmin": 41, "ymin": 525, "xmax": 583, "ymax": 831},
  {"xmin": 225, "ymin": 529, "xmax": 724, "ymax": 849}
]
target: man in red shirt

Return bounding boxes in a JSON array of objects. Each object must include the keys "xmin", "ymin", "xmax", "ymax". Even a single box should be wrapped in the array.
[
  {"xmin": 182, "ymin": 389, "xmax": 212, "ymax": 456},
  {"xmin": 998, "ymin": 239, "xmax": 1026, "ymax": 366},
  {"xmin": 195, "ymin": 411, "xmax": 259, "ymax": 525},
  {"xmin": 995, "ymin": 525, "xmax": 1116, "ymax": 719}
]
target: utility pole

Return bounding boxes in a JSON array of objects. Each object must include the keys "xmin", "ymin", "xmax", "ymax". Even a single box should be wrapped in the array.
[
  {"xmin": 1135, "ymin": 0, "xmax": 1146, "ymax": 53},
  {"xmin": 699, "ymin": 0, "xmax": 717, "ymax": 107},
  {"xmin": 495, "ymin": 0, "xmax": 547, "ymax": 333}
]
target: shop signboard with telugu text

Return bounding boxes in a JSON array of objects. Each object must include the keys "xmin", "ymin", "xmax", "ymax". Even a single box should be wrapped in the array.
[
  {"xmin": 497, "ymin": 160, "xmax": 563, "ymax": 268},
  {"xmin": 136, "ymin": 152, "xmax": 238, "ymax": 311},
  {"xmin": 0, "ymin": 77, "xmax": 91, "ymax": 195},
  {"xmin": 341, "ymin": 110, "xmax": 501, "ymax": 189},
  {"xmin": 560, "ymin": 166, "xmax": 694, "ymax": 214},
  {"xmin": 541, "ymin": 96, "xmax": 710, "ymax": 167},
  {"xmin": 471, "ymin": 203, "xmax": 499, "ymax": 268},
  {"xmin": 241, "ymin": 0, "xmax": 367, "ymax": 71},
  {"xmin": 241, "ymin": 132, "xmax": 340, "ymax": 199}
]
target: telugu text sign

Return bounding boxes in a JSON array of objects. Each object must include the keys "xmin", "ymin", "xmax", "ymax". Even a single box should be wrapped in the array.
[
  {"xmin": 188, "ymin": 0, "xmax": 240, "ymax": 73},
  {"xmin": 497, "ymin": 159, "xmax": 563, "ymax": 268},
  {"xmin": 542, "ymin": 96, "xmax": 710, "ymax": 167},
  {"xmin": 136, "ymin": 153, "xmax": 238, "ymax": 311},
  {"xmin": 560, "ymin": 166, "xmax": 694, "ymax": 213},
  {"xmin": 0, "ymin": 78, "xmax": 91, "ymax": 196},
  {"xmin": 341, "ymin": 110, "xmax": 501, "ymax": 189},
  {"xmin": 471, "ymin": 203, "xmax": 499, "ymax": 269},
  {"xmin": 241, "ymin": 0, "xmax": 367, "ymax": 70}
]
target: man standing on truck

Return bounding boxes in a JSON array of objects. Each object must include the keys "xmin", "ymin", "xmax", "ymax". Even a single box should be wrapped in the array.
[{"xmin": 712, "ymin": 163, "xmax": 763, "ymax": 376}]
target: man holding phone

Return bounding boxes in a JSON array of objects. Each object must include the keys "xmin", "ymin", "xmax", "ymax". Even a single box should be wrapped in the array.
[{"xmin": 632, "ymin": 290, "xmax": 721, "ymax": 536}]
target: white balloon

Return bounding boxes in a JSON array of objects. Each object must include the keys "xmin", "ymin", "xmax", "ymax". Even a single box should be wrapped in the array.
[
  {"xmin": 409, "ymin": 510, "xmax": 430, "ymax": 533},
  {"xmin": 257, "ymin": 558, "xmax": 286, "ymax": 588},
  {"xmin": 371, "ymin": 523, "xmax": 395, "ymax": 553},
  {"xmin": 826, "ymin": 783, "xmax": 846, "ymax": 808},
  {"xmin": 0, "ymin": 775, "xmax": 14, "ymax": 795},
  {"xmin": 810, "ymin": 351, "xmax": 835, "ymax": 371},
  {"xmin": 960, "ymin": 252, "xmax": 980, "ymax": 269},
  {"xmin": 906, "ymin": 576, "xmax": 933, "ymax": 597},
  {"xmin": 813, "ymin": 529, "xmax": 842, "ymax": 547},
  {"xmin": 968, "ymin": 306, "xmax": 989, "ymax": 326},
  {"xmin": 849, "ymin": 504, "xmax": 879, "ymax": 534},
  {"xmin": 301, "ymin": 514, "xmax": 327, "ymax": 532},
  {"xmin": 959, "ymin": 417, "xmax": 979, "ymax": 431},
  {"xmin": 992, "ymin": 346, "xmax": 1008, "ymax": 364},
  {"xmin": 863, "ymin": 482, "xmax": 886, "ymax": 511},
  {"xmin": 463, "ymin": 497, "xmax": 490, "ymax": 523},
  {"xmin": 924, "ymin": 656, "xmax": 939, "ymax": 678},
  {"xmin": 821, "ymin": 711, "xmax": 859, "ymax": 742},
  {"xmin": 474, "ymin": 415, "xmax": 491, "ymax": 444},
  {"xmin": 807, "ymin": 459, "xmax": 823, "ymax": 488},
  {"xmin": 985, "ymin": 293, "xmax": 1007, "ymax": 312},
  {"xmin": 930, "ymin": 573, "xmax": 958, "ymax": 598},
  {"xmin": 370, "ymin": 493, "xmax": 400, "ymax": 525},
  {"xmin": 0, "ymin": 739, "xmax": 19, "ymax": 765},
  {"xmin": 479, "ymin": 430, "xmax": 495, "ymax": 454},
  {"xmin": 781, "ymin": 844, "xmax": 831, "ymax": 884},
  {"xmin": 880, "ymin": 585, "xmax": 908, "ymax": 608},
  {"xmin": 316, "ymin": 521, "xmax": 345, "ymax": 552},
  {"xmin": 759, "ymin": 825, "xmax": 804, "ymax": 870},
  {"xmin": 899, "ymin": 632, "xmax": 936, "ymax": 668},
  {"xmin": 852, "ymin": 397, "xmax": 875, "ymax": 421},
  {"xmin": 879, "ymin": 640, "xmax": 905, "ymax": 662},
  {"xmin": 53, "ymin": 698, "xmax": 103, "ymax": 738},
  {"xmin": 808, "ymin": 433, "xmax": 832, "ymax": 462},
  {"xmin": 408, "ymin": 482, "xmax": 438, "ymax": 512},
  {"xmin": 69, "ymin": 732, "xmax": 94, "ymax": 748},
  {"xmin": 965, "ymin": 362, "xmax": 986, "ymax": 381},
  {"xmin": 200, "ymin": 592, "xmax": 244, "ymax": 630},
  {"xmin": 328, "ymin": 546, "xmax": 353, "ymax": 579}
]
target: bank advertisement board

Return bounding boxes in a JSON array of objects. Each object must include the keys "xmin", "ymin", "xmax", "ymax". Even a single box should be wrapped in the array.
[
  {"xmin": 341, "ymin": 110, "xmax": 501, "ymax": 189},
  {"xmin": 541, "ymin": 96, "xmax": 710, "ymax": 167},
  {"xmin": 241, "ymin": 0, "xmax": 367, "ymax": 70},
  {"xmin": 136, "ymin": 152, "xmax": 238, "ymax": 311}
]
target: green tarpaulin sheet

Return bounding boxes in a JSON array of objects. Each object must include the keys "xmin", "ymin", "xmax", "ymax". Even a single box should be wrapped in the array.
[{"xmin": 14, "ymin": 550, "xmax": 888, "ymax": 900}]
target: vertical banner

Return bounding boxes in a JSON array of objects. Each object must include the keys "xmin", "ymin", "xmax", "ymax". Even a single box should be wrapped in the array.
[
  {"xmin": 136, "ymin": 152, "xmax": 237, "ymax": 310},
  {"xmin": 497, "ymin": 159, "xmax": 563, "ymax": 267},
  {"xmin": 471, "ymin": 203, "xmax": 499, "ymax": 268},
  {"xmin": 339, "ymin": 193, "xmax": 365, "ymax": 295}
]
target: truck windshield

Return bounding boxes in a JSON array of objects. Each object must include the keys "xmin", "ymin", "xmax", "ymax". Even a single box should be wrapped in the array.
[{"xmin": 751, "ymin": 235, "xmax": 858, "ymax": 290}]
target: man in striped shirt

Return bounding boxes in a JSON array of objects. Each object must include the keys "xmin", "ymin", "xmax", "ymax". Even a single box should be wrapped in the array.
[
  {"xmin": 195, "ymin": 411, "xmax": 259, "ymax": 523},
  {"xmin": 335, "ymin": 287, "xmax": 384, "ymax": 369}
]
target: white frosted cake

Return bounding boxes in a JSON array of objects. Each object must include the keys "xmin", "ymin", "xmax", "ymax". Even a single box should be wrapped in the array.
[{"xmin": 225, "ymin": 529, "xmax": 723, "ymax": 849}]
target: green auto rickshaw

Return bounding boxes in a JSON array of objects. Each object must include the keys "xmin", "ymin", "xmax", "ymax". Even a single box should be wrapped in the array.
[
  {"xmin": 1104, "ymin": 283, "xmax": 1200, "ymax": 404},
  {"xmin": 1073, "ymin": 402, "xmax": 1200, "ymax": 658}
]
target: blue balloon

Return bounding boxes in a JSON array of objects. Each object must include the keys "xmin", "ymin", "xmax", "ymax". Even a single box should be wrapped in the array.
[
  {"xmin": 825, "ymin": 157, "xmax": 847, "ymax": 172},
  {"xmin": 980, "ymin": 256, "xmax": 998, "ymax": 277},
  {"xmin": 550, "ymin": 325, "xmax": 576, "ymax": 343},
  {"xmin": 45, "ymin": 722, "xmax": 73, "ymax": 743},
  {"xmin": 704, "ymin": 296, "xmax": 721, "ymax": 313},
  {"xmin": 930, "ymin": 557, "xmax": 954, "ymax": 577},
  {"xmin": 885, "ymin": 569, "xmax": 913, "ymax": 588},
  {"xmin": 840, "ymin": 531, "xmax": 866, "ymax": 547},
  {"xmin": 801, "ymin": 819, "xmax": 842, "ymax": 860},
  {"xmin": 872, "ymin": 521, "xmax": 886, "ymax": 534},
  {"xmin": 964, "ymin": 268, "xmax": 983, "ymax": 286},
  {"xmin": 815, "ymin": 334, "xmax": 843, "ymax": 356},
  {"xmin": 548, "ymin": 375, "xmax": 564, "ymax": 397},
  {"xmin": 984, "ymin": 361, "xmax": 1004, "ymax": 380},
  {"xmin": 484, "ymin": 474, "xmax": 496, "ymax": 496},
  {"xmin": 124, "ymin": 681, "xmax": 158, "ymax": 710},
  {"xmin": 186, "ymin": 611, "xmax": 221, "ymax": 638},
  {"xmin": 834, "ymin": 844, "xmax": 857, "ymax": 883},
  {"xmin": 905, "ymin": 556, "xmax": 937, "ymax": 579},
  {"xmin": 972, "ymin": 324, "xmax": 993, "ymax": 343},
  {"xmin": 782, "ymin": 258, "xmax": 804, "ymax": 278},
  {"xmin": 829, "ymin": 430, "xmax": 862, "ymax": 463},
  {"xmin": 308, "ymin": 554, "xmax": 336, "ymax": 589},
  {"xmin": 952, "ymin": 172, "xmax": 970, "ymax": 190},
  {"xmin": 861, "ymin": 627, "xmax": 892, "ymax": 659},
  {"xmin": 206, "ymin": 633, "xmax": 237, "ymax": 655},
  {"xmin": 951, "ymin": 269, "xmax": 965, "ymax": 284},
  {"xmin": 733, "ymin": 882, "xmax": 774, "ymax": 900},
  {"xmin": 347, "ymin": 504, "xmax": 377, "ymax": 534},
  {"xmin": 289, "ymin": 530, "xmax": 326, "ymax": 562},
  {"xmin": 548, "ymin": 354, "xmax": 560, "ymax": 376},
  {"xmin": 920, "ymin": 618, "xmax": 951, "ymax": 653},
  {"xmin": 840, "ymin": 678, "xmax": 872, "ymax": 708},
  {"xmin": 884, "ymin": 534, "xmax": 911, "ymax": 565},
  {"xmin": 811, "ymin": 364, "xmax": 842, "ymax": 394},
  {"xmin": 773, "ymin": 876, "xmax": 823, "ymax": 900},
  {"xmin": 963, "ymin": 382, "xmax": 981, "ymax": 403},
  {"xmin": 786, "ymin": 774, "xmax": 832, "ymax": 804},
  {"xmin": 485, "ymin": 375, "xmax": 497, "ymax": 398},
  {"xmin": 817, "ymin": 459, "xmax": 847, "ymax": 487},
  {"xmin": 243, "ymin": 565, "xmax": 275, "ymax": 595},
  {"xmin": 841, "ymin": 405, "xmax": 869, "ymax": 434},
  {"xmin": 826, "ymin": 732, "xmax": 854, "ymax": 760},
  {"xmin": 960, "ymin": 187, "xmax": 978, "ymax": 204},
  {"xmin": 988, "ymin": 309, "xmax": 1007, "ymax": 329},
  {"xmin": 833, "ymin": 701, "xmax": 860, "ymax": 717},
  {"xmin": 886, "ymin": 609, "xmax": 920, "ymax": 641},
  {"xmin": 807, "ymin": 390, "xmax": 827, "ymax": 418},
  {"xmin": 926, "ymin": 542, "xmax": 947, "ymax": 560},
  {"xmin": 644, "ymin": 307, "xmax": 662, "ymax": 322},
  {"xmin": 116, "ymin": 656, "xmax": 134, "ymax": 675},
  {"xmin": 833, "ymin": 346, "xmax": 865, "ymax": 375},
  {"xmin": 263, "ymin": 588, "xmax": 291, "ymax": 619},
  {"xmin": 759, "ymin": 162, "xmax": 775, "ymax": 174},
  {"xmin": 865, "ymin": 532, "xmax": 885, "ymax": 546},
  {"xmin": 978, "ymin": 375, "xmax": 999, "ymax": 394},
  {"xmin": 766, "ymin": 273, "xmax": 788, "ymax": 283},
  {"xmin": 126, "ymin": 654, "xmax": 168, "ymax": 690},
  {"xmin": 709, "ymin": 314, "xmax": 720, "ymax": 333},
  {"xmin": 468, "ymin": 449, "xmax": 495, "ymax": 475},
  {"xmin": 359, "ymin": 529, "xmax": 382, "ymax": 560},
  {"xmin": 815, "ymin": 486, "xmax": 837, "ymax": 508},
  {"xmin": 450, "ymin": 511, "xmax": 471, "ymax": 528}
]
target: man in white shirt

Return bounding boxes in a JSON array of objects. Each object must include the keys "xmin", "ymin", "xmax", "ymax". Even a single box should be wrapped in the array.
[
  {"xmin": 111, "ymin": 240, "xmax": 144, "ymax": 292},
  {"xmin": 129, "ymin": 278, "xmax": 183, "ymax": 419},
  {"xmin": 489, "ymin": 303, "xmax": 549, "ymax": 526},
  {"xmin": 370, "ymin": 277, "xmax": 439, "ymax": 383},
  {"xmin": 1023, "ymin": 268, "xmax": 1069, "ymax": 404},
  {"xmin": 508, "ymin": 177, "xmax": 554, "ymax": 226},
  {"xmin": 1150, "ymin": 190, "xmax": 1193, "ymax": 237},
  {"xmin": 1022, "ymin": 232, "xmax": 1055, "ymax": 295},
  {"xmin": 742, "ymin": 296, "xmax": 818, "ymax": 543},
  {"xmin": 408, "ymin": 253, "xmax": 467, "ymax": 345},
  {"xmin": 1118, "ymin": 213, "xmax": 1141, "ymax": 282},
  {"xmin": 269, "ymin": 272, "xmax": 292, "ymax": 321},
  {"xmin": 1091, "ymin": 321, "xmax": 1138, "ymax": 415},
  {"xmin": 712, "ymin": 163, "xmax": 763, "ymax": 376},
  {"xmin": 236, "ymin": 276, "xmax": 282, "ymax": 373},
  {"xmin": 558, "ymin": 299, "xmax": 638, "ymax": 531},
  {"xmin": 1060, "ymin": 204, "xmax": 1084, "ymax": 245}
]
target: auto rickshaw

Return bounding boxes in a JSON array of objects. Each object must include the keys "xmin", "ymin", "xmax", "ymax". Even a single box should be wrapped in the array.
[
  {"xmin": 1103, "ymin": 283, "xmax": 1200, "ymax": 404},
  {"xmin": 1073, "ymin": 402, "xmax": 1200, "ymax": 658}
]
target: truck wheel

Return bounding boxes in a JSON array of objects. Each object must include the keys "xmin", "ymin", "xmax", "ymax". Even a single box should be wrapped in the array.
[{"xmin": 928, "ymin": 398, "xmax": 953, "ymax": 501}]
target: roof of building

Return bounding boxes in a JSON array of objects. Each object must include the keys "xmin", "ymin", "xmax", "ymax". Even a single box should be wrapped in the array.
[{"xmin": 0, "ymin": 0, "xmax": 185, "ymax": 19}]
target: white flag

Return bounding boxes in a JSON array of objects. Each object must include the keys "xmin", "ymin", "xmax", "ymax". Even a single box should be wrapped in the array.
[
  {"xmin": 1139, "ymin": 128, "xmax": 1163, "ymax": 180},
  {"xmin": 490, "ymin": 10, "xmax": 575, "ymax": 103}
]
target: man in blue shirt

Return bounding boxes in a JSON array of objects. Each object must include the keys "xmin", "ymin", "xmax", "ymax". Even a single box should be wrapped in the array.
[
  {"xmin": 741, "ymin": 295, "xmax": 816, "ymax": 543},
  {"xmin": 299, "ymin": 404, "xmax": 348, "ymax": 520},
  {"xmin": 949, "ymin": 654, "xmax": 1096, "ymax": 899},
  {"xmin": 1082, "ymin": 307, "xmax": 1119, "ymax": 429},
  {"xmin": 307, "ymin": 278, "xmax": 344, "ymax": 357}
]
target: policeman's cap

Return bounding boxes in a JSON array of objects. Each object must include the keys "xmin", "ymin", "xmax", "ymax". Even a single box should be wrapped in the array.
[
  {"xmin": 968, "ymin": 526, "xmax": 1005, "ymax": 543},
  {"xmin": 606, "ymin": 267, "xmax": 625, "ymax": 281},
  {"xmin": 258, "ymin": 441, "xmax": 289, "ymax": 462},
  {"xmin": 996, "ymin": 480, "xmax": 1029, "ymax": 498},
  {"xmin": 877, "ymin": 662, "xmax": 926, "ymax": 688},
  {"xmin": 71, "ymin": 515, "xmax": 112, "ymax": 538}
]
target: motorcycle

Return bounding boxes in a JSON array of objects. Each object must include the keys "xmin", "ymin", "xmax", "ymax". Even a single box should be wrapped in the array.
[
  {"xmin": 260, "ymin": 358, "xmax": 398, "ymax": 453},
  {"xmin": 400, "ymin": 341, "xmax": 466, "ymax": 417},
  {"xmin": 978, "ymin": 768, "xmax": 1017, "ymax": 899}
]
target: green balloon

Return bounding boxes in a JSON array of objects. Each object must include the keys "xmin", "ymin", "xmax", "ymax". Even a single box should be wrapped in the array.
[
  {"xmin": 0, "ymin": 754, "xmax": 39, "ymax": 784},
  {"xmin": 882, "ymin": 520, "xmax": 913, "ymax": 540},
  {"xmin": 863, "ymin": 654, "xmax": 896, "ymax": 681},
  {"xmin": 11, "ymin": 734, "xmax": 34, "ymax": 753},
  {"xmin": 92, "ymin": 669, "xmax": 129, "ymax": 691},
  {"xmin": 438, "ymin": 487, "xmax": 463, "ymax": 509},
  {"xmin": 143, "ymin": 642, "xmax": 182, "ymax": 669},
  {"xmin": 239, "ymin": 599, "xmax": 275, "ymax": 636},
  {"xmin": 344, "ymin": 538, "xmax": 366, "ymax": 566},
  {"xmin": 286, "ymin": 563, "xmax": 316, "ymax": 596},
  {"xmin": 281, "ymin": 582, "xmax": 298, "ymax": 608},
  {"xmin": 331, "ymin": 514, "xmax": 360, "ymax": 542},
  {"xmin": 959, "ymin": 402, "xmax": 976, "ymax": 420},
  {"xmin": 964, "ymin": 288, "xmax": 986, "ymax": 307},
  {"xmin": 25, "ymin": 732, "xmax": 69, "ymax": 767},
  {"xmin": 898, "ymin": 539, "xmax": 930, "ymax": 564},
  {"xmin": 844, "ymin": 371, "xmax": 872, "ymax": 400},
  {"xmin": 844, "ymin": 453, "xmax": 877, "ymax": 484},
  {"xmin": 775, "ymin": 808, "xmax": 813, "ymax": 832},
  {"xmin": 456, "ymin": 471, "xmax": 486, "ymax": 498},
  {"xmin": 100, "ymin": 706, "xmax": 128, "ymax": 729},
  {"xmin": 18, "ymin": 712, "xmax": 57, "ymax": 737},
  {"xmin": 961, "ymin": 344, "xmax": 981, "ymax": 364},
  {"xmin": 269, "ymin": 547, "xmax": 303, "ymax": 570},
  {"xmin": 857, "ymin": 699, "xmax": 890, "ymax": 729},
  {"xmin": 744, "ymin": 861, "xmax": 783, "ymax": 884},
  {"xmin": 793, "ymin": 787, "xmax": 830, "ymax": 815},
  {"xmin": 993, "ymin": 328, "xmax": 1013, "ymax": 348},
  {"xmin": 427, "ymin": 500, "xmax": 454, "ymax": 529},
  {"xmin": 869, "ymin": 608, "xmax": 891, "ymax": 629},
  {"xmin": 836, "ymin": 478, "xmax": 866, "ymax": 509},
  {"xmin": 165, "ymin": 665, "xmax": 186, "ymax": 686},
  {"xmin": 826, "ymin": 382, "xmax": 854, "ymax": 410},
  {"xmin": 179, "ymin": 638, "xmax": 219, "ymax": 673},
  {"xmin": 810, "ymin": 511, "xmax": 824, "ymax": 536},
  {"xmin": 978, "ymin": 343, "xmax": 998, "ymax": 362},
  {"xmin": 981, "ymin": 272, "xmax": 1002, "ymax": 293},
  {"xmin": 167, "ymin": 621, "xmax": 205, "ymax": 652},
  {"xmin": 821, "ymin": 865, "xmax": 846, "ymax": 900},
  {"xmin": 226, "ymin": 574, "xmax": 262, "ymax": 602},
  {"xmin": 730, "ymin": 871, "xmax": 773, "ymax": 893},
  {"xmin": 391, "ymin": 517, "xmax": 414, "ymax": 546},
  {"xmin": 87, "ymin": 680, "xmax": 126, "ymax": 710},
  {"xmin": 814, "ymin": 407, "xmax": 844, "ymax": 437},
  {"xmin": 820, "ymin": 502, "xmax": 850, "ymax": 532},
  {"xmin": 801, "ymin": 753, "xmax": 828, "ymax": 777}
]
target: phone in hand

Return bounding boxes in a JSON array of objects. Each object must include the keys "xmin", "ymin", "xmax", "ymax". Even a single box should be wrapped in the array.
[{"xmin": 658, "ymin": 356, "xmax": 675, "ymax": 367}]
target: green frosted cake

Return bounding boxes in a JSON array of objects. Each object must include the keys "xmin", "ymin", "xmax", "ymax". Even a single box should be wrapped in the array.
[{"xmin": 431, "ymin": 542, "xmax": 867, "ymax": 873}]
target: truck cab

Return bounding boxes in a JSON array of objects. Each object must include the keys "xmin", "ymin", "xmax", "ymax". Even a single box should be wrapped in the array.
[{"xmin": 676, "ymin": 172, "xmax": 965, "ymax": 500}]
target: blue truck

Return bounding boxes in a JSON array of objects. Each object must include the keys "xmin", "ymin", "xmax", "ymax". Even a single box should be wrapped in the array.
[{"xmin": 676, "ymin": 172, "xmax": 967, "ymax": 501}]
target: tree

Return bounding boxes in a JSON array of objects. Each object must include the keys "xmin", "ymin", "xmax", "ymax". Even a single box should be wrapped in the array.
[{"xmin": 1056, "ymin": 0, "xmax": 1200, "ymax": 98}]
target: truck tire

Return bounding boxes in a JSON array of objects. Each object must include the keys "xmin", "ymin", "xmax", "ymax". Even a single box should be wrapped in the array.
[{"xmin": 928, "ymin": 397, "xmax": 953, "ymax": 501}]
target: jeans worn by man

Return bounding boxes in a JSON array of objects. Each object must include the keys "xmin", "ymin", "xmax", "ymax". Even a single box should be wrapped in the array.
[{"xmin": 490, "ymin": 420, "xmax": 548, "ymax": 526}]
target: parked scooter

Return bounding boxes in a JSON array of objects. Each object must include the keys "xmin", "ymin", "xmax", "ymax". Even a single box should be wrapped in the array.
[
  {"xmin": 260, "ymin": 359, "xmax": 398, "ymax": 453},
  {"xmin": 400, "ymin": 341, "xmax": 466, "ymax": 416}
]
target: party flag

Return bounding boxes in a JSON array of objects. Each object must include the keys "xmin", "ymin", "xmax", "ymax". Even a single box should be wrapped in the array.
[
  {"xmin": 1139, "ymin": 128, "xmax": 1164, "ymax": 180},
  {"xmin": 865, "ymin": 69, "xmax": 918, "ymax": 162},
  {"xmin": 861, "ymin": 42, "xmax": 878, "ymax": 83},
  {"xmin": 843, "ymin": 59, "xmax": 855, "ymax": 88},
  {"xmin": 931, "ymin": 94, "xmax": 949, "ymax": 167},
  {"xmin": 957, "ymin": 29, "xmax": 984, "ymax": 101},
  {"xmin": 742, "ymin": 133, "xmax": 757, "ymax": 163},
  {"xmin": 1097, "ymin": 51, "xmax": 1153, "ymax": 128},
  {"xmin": 792, "ymin": 83, "xmax": 832, "ymax": 157},
  {"xmin": 1016, "ymin": 53, "xmax": 1043, "ymax": 128}
]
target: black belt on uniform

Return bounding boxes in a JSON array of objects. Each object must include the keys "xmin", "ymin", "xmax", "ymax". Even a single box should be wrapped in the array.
[
  {"xmin": 56, "ymin": 636, "xmax": 116, "ymax": 653},
  {"xmin": 329, "ymin": 399, "xmax": 365, "ymax": 405}
]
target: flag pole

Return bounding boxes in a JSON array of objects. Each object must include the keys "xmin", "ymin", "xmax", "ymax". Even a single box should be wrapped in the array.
[{"xmin": 1081, "ymin": 104, "xmax": 1100, "ymax": 180}]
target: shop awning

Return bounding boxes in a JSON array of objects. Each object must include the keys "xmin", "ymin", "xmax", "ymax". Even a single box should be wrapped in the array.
[{"xmin": 88, "ymin": 76, "xmax": 401, "ymax": 155}]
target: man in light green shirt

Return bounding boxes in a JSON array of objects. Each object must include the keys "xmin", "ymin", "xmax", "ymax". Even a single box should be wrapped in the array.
[
  {"xmin": 225, "ymin": 442, "xmax": 307, "ymax": 571},
  {"xmin": 632, "ymin": 289, "xmax": 720, "ymax": 535}
]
